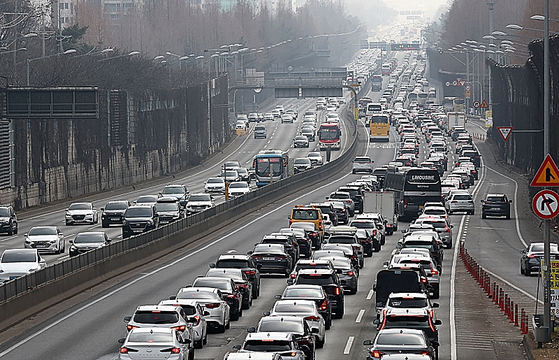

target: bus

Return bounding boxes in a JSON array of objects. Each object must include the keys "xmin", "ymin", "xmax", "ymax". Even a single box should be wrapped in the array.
[
  {"xmin": 381, "ymin": 63, "xmax": 391, "ymax": 76},
  {"xmin": 384, "ymin": 168, "xmax": 441, "ymax": 220},
  {"xmin": 369, "ymin": 114, "xmax": 390, "ymax": 142},
  {"xmin": 365, "ymin": 103, "xmax": 382, "ymax": 124},
  {"xmin": 253, "ymin": 149, "xmax": 289, "ymax": 187},
  {"xmin": 318, "ymin": 122, "xmax": 341, "ymax": 150}
]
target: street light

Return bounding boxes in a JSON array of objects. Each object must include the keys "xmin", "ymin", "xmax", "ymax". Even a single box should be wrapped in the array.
[
  {"xmin": 0, "ymin": 47, "xmax": 26, "ymax": 55},
  {"xmin": 531, "ymin": 14, "xmax": 559, "ymax": 23},
  {"xmin": 26, "ymin": 49, "xmax": 76, "ymax": 86},
  {"xmin": 507, "ymin": 23, "xmax": 559, "ymax": 34},
  {"xmin": 97, "ymin": 50, "xmax": 140, "ymax": 62}
]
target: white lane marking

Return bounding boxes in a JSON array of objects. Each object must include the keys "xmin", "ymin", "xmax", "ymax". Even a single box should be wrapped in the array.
[
  {"xmin": 355, "ymin": 309, "xmax": 365, "ymax": 323},
  {"xmin": 366, "ymin": 289, "xmax": 374, "ymax": 300},
  {"xmin": 450, "ymin": 214, "xmax": 465, "ymax": 360},
  {"xmin": 0, "ymin": 165, "xmax": 354, "ymax": 357},
  {"xmin": 343, "ymin": 336, "xmax": 355, "ymax": 355}
]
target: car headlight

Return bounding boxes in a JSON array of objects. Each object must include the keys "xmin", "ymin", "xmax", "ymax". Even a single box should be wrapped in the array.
[
  {"xmin": 147, "ymin": 220, "xmax": 154, "ymax": 225},
  {"xmin": 70, "ymin": 245, "xmax": 77, "ymax": 251},
  {"xmin": 24, "ymin": 239, "xmax": 30, "ymax": 244}
]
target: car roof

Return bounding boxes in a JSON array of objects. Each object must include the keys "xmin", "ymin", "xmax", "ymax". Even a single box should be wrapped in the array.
[
  {"xmin": 159, "ymin": 299, "xmax": 199, "ymax": 307},
  {"xmin": 244, "ymin": 332, "xmax": 293, "ymax": 341},
  {"xmin": 388, "ymin": 292, "xmax": 429, "ymax": 299},
  {"xmin": 135, "ymin": 304, "xmax": 180, "ymax": 312},
  {"xmin": 385, "ymin": 307, "xmax": 430, "ymax": 316},
  {"xmin": 217, "ymin": 254, "xmax": 251, "ymax": 260}
]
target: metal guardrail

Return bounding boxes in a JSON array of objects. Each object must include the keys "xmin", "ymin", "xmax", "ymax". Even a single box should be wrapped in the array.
[{"xmin": 0, "ymin": 118, "xmax": 358, "ymax": 309}]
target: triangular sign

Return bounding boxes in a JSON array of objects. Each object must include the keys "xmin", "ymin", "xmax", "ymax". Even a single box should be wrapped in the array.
[
  {"xmin": 531, "ymin": 154, "xmax": 559, "ymax": 187},
  {"xmin": 497, "ymin": 126, "xmax": 513, "ymax": 141},
  {"xmin": 480, "ymin": 100, "xmax": 489, "ymax": 108}
]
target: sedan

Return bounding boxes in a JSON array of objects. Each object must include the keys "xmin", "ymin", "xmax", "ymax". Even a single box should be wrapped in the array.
[
  {"xmin": 134, "ymin": 195, "xmax": 159, "ymax": 206},
  {"xmin": 520, "ymin": 242, "xmax": 559, "ymax": 276},
  {"xmin": 228, "ymin": 181, "xmax": 250, "ymax": 198},
  {"xmin": 69, "ymin": 232, "xmax": 111, "ymax": 257},
  {"xmin": 24, "ymin": 226, "xmax": 65, "ymax": 254},
  {"xmin": 192, "ymin": 276, "xmax": 243, "ymax": 321},
  {"xmin": 293, "ymin": 135, "xmax": 309, "ymax": 148},
  {"xmin": 249, "ymin": 243, "xmax": 293, "ymax": 277},
  {"xmin": 65, "ymin": 202, "xmax": 98, "ymax": 225},
  {"xmin": 118, "ymin": 327, "xmax": 192, "ymax": 360},
  {"xmin": 205, "ymin": 177, "xmax": 226, "ymax": 194},
  {"xmin": 293, "ymin": 158, "xmax": 312, "ymax": 174},
  {"xmin": 363, "ymin": 328, "xmax": 438, "ymax": 360},
  {"xmin": 171, "ymin": 287, "xmax": 230, "ymax": 333},
  {"xmin": 0, "ymin": 249, "xmax": 46, "ymax": 283},
  {"xmin": 277, "ymin": 284, "xmax": 333, "ymax": 330},
  {"xmin": 307, "ymin": 152, "xmax": 324, "ymax": 166},
  {"xmin": 205, "ymin": 268, "xmax": 253, "ymax": 310}
]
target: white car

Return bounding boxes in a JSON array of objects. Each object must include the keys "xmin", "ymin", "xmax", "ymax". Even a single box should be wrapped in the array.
[
  {"xmin": 158, "ymin": 299, "xmax": 208, "ymax": 349},
  {"xmin": 24, "ymin": 226, "xmax": 65, "ymax": 254},
  {"xmin": 172, "ymin": 287, "xmax": 231, "ymax": 333},
  {"xmin": 0, "ymin": 249, "xmax": 46, "ymax": 283},
  {"xmin": 186, "ymin": 193, "xmax": 214, "ymax": 214},
  {"xmin": 205, "ymin": 177, "xmax": 226, "ymax": 194},
  {"xmin": 65, "ymin": 202, "xmax": 98, "ymax": 225},
  {"xmin": 118, "ymin": 328, "xmax": 192, "ymax": 360},
  {"xmin": 307, "ymin": 152, "xmax": 324, "ymax": 166},
  {"xmin": 228, "ymin": 181, "xmax": 250, "ymax": 198},
  {"xmin": 445, "ymin": 189, "xmax": 475, "ymax": 215}
]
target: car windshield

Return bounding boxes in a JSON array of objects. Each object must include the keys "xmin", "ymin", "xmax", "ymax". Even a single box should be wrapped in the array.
[
  {"xmin": 2, "ymin": 251, "xmax": 37, "ymax": 263},
  {"xmin": 28, "ymin": 227, "xmax": 57, "ymax": 236},
  {"xmin": 189, "ymin": 194, "xmax": 211, "ymax": 202},
  {"xmin": 292, "ymin": 210, "xmax": 319, "ymax": 220},
  {"xmin": 454, "ymin": 195, "xmax": 472, "ymax": 200},
  {"xmin": 216, "ymin": 259, "xmax": 249, "ymax": 268},
  {"xmin": 193, "ymin": 278, "xmax": 229, "ymax": 291},
  {"xmin": 155, "ymin": 203, "xmax": 179, "ymax": 212},
  {"xmin": 283, "ymin": 287, "xmax": 323, "ymax": 298},
  {"xmin": 0, "ymin": 208, "xmax": 9, "ymax": 217},
  {"xmin": 136, "ymin": 196, "xmax": 157, "ymax": 203},
  {"xmin": 132, "ymin": 311, "xmax": 179, "ymax": 324},
  {"xmin": 376, "ymin": 333, "xmax": 426, "ymax": 346},
  {"xmin": 207, "ymin": 178, "xmax": 224, "ymax": 184},
  {"xmin": 125, "ymin": 207, "xmax": 153, "ymax": 217},
  {"xmin": 74, "ymin": 233, "xmax": 106, "ymax": 244},
  {"xmin": 68, "ymin": 203, "xmax": 91, "ymax": 210},
  {"xmin": 243, "ymin": 340, "xmax": 292, "ymax": 352},
  {"xmin": 128, "ymin": 331, "xmax": 173, "ymax": 343},
  {"xmin": 105, "ymin": 202, "xmax": 128, "ymax": 210},
  {"xmin": 530, "ymin": 244, "xmax": 559, "ymax": 253},
  {"xmin": 294, "ymin": 159, "xmax": 311, "ymax": 165},
  {"xmin": 388, "ymin": 298, "xmax": 429, "ymax": 308},
  {"xmin": 258, "ymin": 321, "xmax": 304, "ymax": 333},
  {"xmin": 163, "ymin": 186, "xmax": 185, "ymax": 195}
]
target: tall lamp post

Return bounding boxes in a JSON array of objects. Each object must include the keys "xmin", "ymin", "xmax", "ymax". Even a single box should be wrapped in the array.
[{"xmin": 26, "ymin": 48, "xmax": 76, "ymax": 86}]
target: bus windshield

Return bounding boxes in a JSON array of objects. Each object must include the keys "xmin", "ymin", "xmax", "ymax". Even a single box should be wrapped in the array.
[
  {"xmin": 256, "ymin": 158, "xmax": 282, "ymax": 177},
  {"xmin": 319, "ymin": 127, "xmax": 339, "ymax": 140}
]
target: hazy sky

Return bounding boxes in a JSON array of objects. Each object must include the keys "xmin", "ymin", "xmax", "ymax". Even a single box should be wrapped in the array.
[{"xmin": 345, "ymin": 0, "xmax": 448, "ymax": 23}]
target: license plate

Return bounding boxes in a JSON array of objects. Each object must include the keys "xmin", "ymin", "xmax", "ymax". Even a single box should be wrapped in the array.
[
  {"xmin": 9, "ymin": 276, "xmax": 18, "ymax": 280},
  {"xmin": 490, "ymin": 207, "xmax": 500, "ymax": 211},
  {"xmin": 132, "ymin": 229, "xmax": 143, "ymax": 233},
  {"xmin": 111, "ymin": 217, "xmax": 119, "ymax": 221},
  {"xmin": 263, "ymin": 257, "xmax": 275, "ymax": 261}
]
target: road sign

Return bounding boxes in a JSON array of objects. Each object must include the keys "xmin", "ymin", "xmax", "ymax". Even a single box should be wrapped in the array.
[
  {"xmin": 465, "ymin": 90, "xmax": 471, "ymax": 99},
  {"xmin": 497, "ymin": 126, "xmax": 513, "ymax": 141},
  {"xmin": 532, "ymin": 190, "xmax": 559, "ymax": 219},
  {"xmin": 473, "ymin": 100, "xmax": 480, "ymax": 108},
  {"xmin": 465, "ymin": 85, "xmax": 471, "ymax": 91},
  {"xmin": 480, "ymin": 100, "xmax": 489, "ymax": 108},
  {"xmin": 531, "ymin": 154, "xmax": 559, "ymax": 187}
]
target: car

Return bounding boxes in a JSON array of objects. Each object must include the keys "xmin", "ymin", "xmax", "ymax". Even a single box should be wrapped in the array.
[
  {"xmin": 481, "ymin": 193, "xmax": 511, "ymax": 219},
  {"xmin": 309, "ymin": 202, "xmax": 338, "ymax": 226},
  {"xmin": 321, "ymin": 243, "xmax": 360, "ymax": 270},
  {"xmin": 352, "ymin": 156, "xmax": 374, "ymax": 174},
  {"xmin": 248, "ymin": 316, "xmax": 316, "ymax": 360},
  {"xmin": 337, "ymin": 186, "xmax": 364, "ymax": 214},
  {"xmin": 271, "ymin": 109, "xmax": 281, "ymax": 119},
  {"xmin": 261, "ymin": 233, "xmax": 300, "ymax": 261},
  {"xmin": 325, "ymin": 229, "xmax": 364, "ymax": 268},
  {"xmin": 389, "ymin": 254, "xmax": 441, "ymax": 298},
  {"xmin": 121, "ymin": 205, "xmax": 159, "ymax": 238},
  {"xmin": 158, "ymin": 299, "xmax": 208, "ymax": 348},
  {"xmin": 24, "ymin": 226, "xmax": 65, "ymax": 254},
  {"xmin": 65, "ymin": 202, "xmax": 98, "ymax": 225},
  {"xmin": 397, "ymin": 233, "xmax": 444, "ymax": 267},
  {"xmin": 228, "ymin": 181, "xmax": 250, "ymax": 198},
  {"xmin": 293, "ymin": 158, "xmax": 312, "ymax": 174},
  {"xmin": 265, "ymin": 299, "xmax": 326, "ymax": 348},
  {"xmin": 445, "ymin": 190, "xmax": 474, "ymax": 215},
  {"xmin": 224, "ymin": 160, "xmax": 241, "ymax": 170},
  {"xmin": 278, "ymin": 227, "xmax": 313, "ymax": 258},
  {"xmin": 254, "ymin": 125, "xmax": 267, "ymax": 139},
  {"xmin": 160, "ymin": 184, "xmax": 189, "ymax": 208},
  {"xmin": 101, "ymin": 200, "xmax": 130, "ymax": 227},
  {"xmin": 289, "ymin": 206, "xmax": 325, "ymax": 246},
  {"xmin": 232, "ymin": 332, "xmax": 307, "ymax": 360},
  {"xmin": 69, "ymin": 231, "xmax": 111, "ymax": 257},
  {"xmin": 380, "ymin": 292, "xmax": 440, "ymax": 323},
  {"xmin": 263, "ymin": 113, "xmax": 274, "ymax": 122},
  {"xmin": 327, "ymin": 191, "xmax": 355, "ymax": 216},
  {"xmin": 0, "ymin": 206, "xmax": 18, "ymax": 235},
  {"xmin": 520, "ymin": 242, "xmax": 559, "ymax": 276},
  {"xmin": 291, "ymin": 268, "xmax": 345, "ymax": 319},
  {"xmin": 281, "ymin": 114, "xmax": 294, "ymax": 123},
  {"xmin": 0, "ymin": 249, "xmax": 46, "ymax": 283},
  {"xmin": 413, "ymin": 217, "xmax": 453, "ymax": 249},
  {"xmin": 134, "ymin": 195, "xmax": 159, "ymax": 206},
  {"xmin": 301, "ymin": 127, "xmax": 315, "ymax": 141},
  {"xmin": 186, "ymin": 193, "xmax": 214, "ymax": 214},
  {"xmin": 320, "ymin": 256, "xmax": 359, "ymax": 294},
  {"xmin": 248, "ymin": 113, "xmax": 260, "ymax": 122},
  {"xmin": 205, "ymin": 268, "xmax": 253, "ymax": 310},
  {"xmin": 117, "ymin": 327, "xmax": 193, "ymax": 360},
  {"xmin": 171, "ymin": 287, "xmax": 230, "ymax": 333},
  {"xmin": 155, "ymin": 197, "xmax": 184, "ymax": 224},
  {"xmin": 362, "ymin": 328, "xmax": 438, "ymax": 360},
  {"xmin": 328, "ymin": 201, "xmax": 348, "ymax": 225},
  {"xmin": 349, "ymin": 219, "xmax": 381, "ymax": 251},
  {"xmin": 205, "ymin": 177, "xmax": 226, "ymax": 194},
  {"xmin": 210, "ymin": 254, "xmax": 261, "ymax": 298},
  {"xmin": 236, "ymin": 168, "xmax": 251, "ymax": 183},
  {"xmin": 221, "ymin": 169, "xmax": 241, "ymax": 182},
  {"xmin": 248, "ymin": 243, "xmax": 293, "ymax": 277},
  {"xmin": 191, "ymin": 277, "xmax": 243, "ymax": 320},
  {"xmin": 276, "ymin": 284, "xmax": 333, "ymax": 330},
  {"xmin": 293, "ymin": 135, "xmax": 309, "ymax": 148},
  {"xmin": 307, "ymin": 152, "xmax": 323, "ymax": 166}
]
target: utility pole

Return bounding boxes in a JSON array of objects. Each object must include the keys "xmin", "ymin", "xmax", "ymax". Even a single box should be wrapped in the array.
[{"xmin": 487, "ymin": 0, "xmax": 494, "ymax": 119}]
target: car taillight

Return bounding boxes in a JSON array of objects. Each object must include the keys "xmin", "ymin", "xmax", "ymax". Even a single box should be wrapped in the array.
[
  {"xmin": 281, "ymin": 352, "xmax": 297, "ymax": 357},
  {"xmin": 364, "ymin": 239, "xmax": 370, "ymax": 243},
  {"xmin": 205, "ymin": 303, "xmax": 220, "ymax": 308},
  {"xmin": 429, "ymin": 309, "xmax": 435, "ymax": 318},
  {"xmin": 252, "ymin": 255, "xmax": 262, "ymax": 259},
  {"xmin": 171, "ymin": 347, "xmax": 181, "ymax": 354},
  {"xmin": 290, "ymin": 273, "xmax": 297, "ymax": 278},
  {"xmin": 293, "ymin": 241, "xmax": 298, "ymax": 246},
  {"xmin": 386, "ymin": 224, "xmax": 391, "ymax": 227},
  {"xmin": 226, "ymin": 294, "xmax": 236, "ymax": 299},
  {"xmin": 348, "ymin": 270, "xmax": 354, "ymax": 276},
  {"xmin": 244, "ymin": 270, "xmax": 255, "ymax": 275},
  {"xmin": 371, "ymin": 350, "xmax": 383, "ymax": 358},
  {"xmin": 430, "ymin": 264, "xmax": 439, "ymax": 275},
  {"xmin": 335, "ymin": 287, "xmax": 341, "ymax": 295},
  {"xmin": 120, "ymin": 347, "xmax": 130, "ymax": 354},
  {"xmin": 452, "ymin": 200, "xmax": 457, "ymax": 203},
  {"xmin": 528, "ymin": 254, "xmax": 536, "ymax": 258},
  {"xmin": 276, "ymin": 255, "xmax": 287, "ymax": 260},
  {"xmin": 421, "ymin": 277, "xmax": 427, "ymax": 283},
  {"xmin": 172, "ymin": 325, "xmax": 186, "ymax": 331},
  {"xmin": 126, "ymin": 325, "xmax": 138, "ymax": 331},
  {"xmin": 192, "ymin": 315, "xmax": 201, "ymax": 325},
  {"xmin": 289, "ymin": 219, "xmax": 292, "ymax": 225},
  {"xmin": 404, "ymin": 198, "xmax": 408, "ymax": 207},
  {"xmin": 305, "ymin": 316, "xmax": 320, "ymax": 321},
  {"xmin": 429, "ymin": 317, "xmax": 436, "ymax": 332},
  {"xmin": 310, "ymin": 231, "xmax": 318, "ymax": 237},
  {"xmin": 237, "ymin": 284, "xmax": 248, "ymax": 289},
  {"xmin": 373, "ymin": 229, "xmax": 377, "ymax": 236},
  {"xmin": 319, "ymin": 300, "xmax": 328, "ymax": 311},
  {"xmin": 444, "ymin": 226, "xmax": 450, "ymax": 232}
]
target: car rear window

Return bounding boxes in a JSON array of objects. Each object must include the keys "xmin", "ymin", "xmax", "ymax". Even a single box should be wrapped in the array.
[
  {"xmin": 133, "ymin": 311, "xmax": 179, "ymax": 324},
  {"xmin": 283, "ymin": 287, "xmax": 324, "ymax": 298},
  {"xmin": 377, "ymin": 333, "xmax": 426, "ymax": 346},
  {"xmin": 385, "ymin": 316, "xmax": 430, "ymax": 327},
  {"xmin": 244, "ymin": 340, "xmax": 291, "ymax": 352},
  {"xmin": 296, "ymin": 274, "xmax": 336, "ymax": 285},
  {"xmin": 454, "ymin": 195, "xmax": 472, "ymax": 200},
  {"xmin": 274, "ymin": 303, "xmax": 316, "ymax": 313},
  {"xmin": 486, "ymin": 196, "xmax": 506, "ymax": 202},
  {"xmin": 128, "ymin": 331, "xmax": 173, "ymax": 343},
  {"xmin": 259, "ymin": 321, "xmax": 304, "ymax": 333},
  {"xmin": 292, "ymin": 209, "xmax": 319, "ymax": 220},
  {"xmin": 388, "ymin": 298, "xmax": 428, "ymax": 308},
  {"xmin": 216, "ymin": 260, "xmax": 250, "ymax": 268}
]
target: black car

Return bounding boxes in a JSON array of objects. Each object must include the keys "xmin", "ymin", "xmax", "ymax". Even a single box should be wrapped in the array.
[
  {"xmin": 350, "ymin": 219, "xmax": 381, "ymax": 252},
  {"xmin": 363, "ymin": 328, "xmax": 438, "ymax": 360},
  {"xmin": 291, "ymin": 268, "xmax": 345, "ymax": 319},
  {"xmin": 278, "ymin": 228, "xmax": 313, "ymax": 258},
  {"xmin": 248, "ymin": 243, "xmax": 293, "ymax": 276},
  {"xmin": 261, "ymin": 233, "xmax": 300, "ymax": 261},
  {"xmin": 0, "ymin": 206, "xmax": 18, "ymax": 235},
  {"xmin": 290, "ymin": 222, "xmax": 322, "ymax": 250},
  {"xmin": 329, "ymin": 202, "xmax": 349, "ymax": 225},
  {"xmin": 101, "ymin": 200, "xmax": 130, "ymax": 228},
  {"xmin": 520, "ymin": 242, "xmax": 559, "ymax": 276},
  {"xmin": 205, "ymin": 268, "xmax": 253, "ymax": 310},
  {"xmin": 481, "ymin": 193, "xmax": 511, "ymax": 219},
  {"xmin": 121, "ymin": 205, "xmax": 159, "ymax": 238},
  {"xmin": 309, "ymin": 202, "xmax": 339, "ymax": 226},
  {"xmin": 210, "ymin": 254, "xmax": 261, "ymax": 298},
  {"xmin": 355, "ymin": 228, "xmax": 374, "ymax": 257},
  {"xmin": 276, "ymin": 284, "xmax": 333, "ymax": 330},
  {"xmin": 69, "ymin": 231, "xmax": 111, "ymax": 257},
  {"xmin": 192, "ymin": 276, "xmax": 243, "ymax": 320}
]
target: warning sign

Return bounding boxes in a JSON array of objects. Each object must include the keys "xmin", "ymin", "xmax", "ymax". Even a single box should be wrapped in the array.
[
  {"xmin": 497, "ymin": 126, "xmax": 513, "ymax": 141},
  {"xmin": 531, "ymin": 154, "xmax": 559, "ymax": 187},
  {"xmin": 480, "ymin": 100, "xmax": 489, "ymax": 108}
]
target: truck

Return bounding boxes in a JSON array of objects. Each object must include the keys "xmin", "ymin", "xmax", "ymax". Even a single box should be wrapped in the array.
[
  {"xmin": 447, "ymin": 112, "xmax": 465, "ymax": 130},
  {"xmin": 367, "ymin": 191, "xmax": 397, "ymax": 235},
  {"xmin": 371, "ymin": 75, "xmax": 383, "ymax": 92},
  {"xmin": 373, "ymin": 269, "xmax": 427, "ymax": 316}
]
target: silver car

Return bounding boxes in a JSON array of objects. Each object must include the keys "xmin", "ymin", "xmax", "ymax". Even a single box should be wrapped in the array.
[
  {"xmin": 445, "ymin": 189, "xmax": 474, "ymax": 215},
  {"xmin": 233, "ymin": 332, "xmax": 306, "ymax": 360},
  {"xmin": 186, "ymin": 193, "xmax": 214, "ymax": 214},
  {"xmin": 159, "ymin": 299, "xmax": 208, "ymax": 349},
  {"xmin": 24, "ymin": 226, "xmax": 65, "ymax": 254},
  {"xmin": 65, "ymin": 202, "xmax": 98, "ymax": 225},
  {"xmin": 171, "ymin": 287, "xmax": 231, "ymax": 333},
  {"xmin": 118, "ymin": 327, "xmax": 192, "ymax": 360}
]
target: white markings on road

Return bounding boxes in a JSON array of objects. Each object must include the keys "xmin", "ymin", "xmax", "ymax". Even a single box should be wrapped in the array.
[
  {"xmin": 355, "ymin": 309, "xmax": 365, "ymax": 323},
  {"xmin": 343, "ymin": 336, "xmax": 355, "ymax": 355},
  {"xmin": 366, "ymin": 289, "xmax": 374, "ymax": 300}
]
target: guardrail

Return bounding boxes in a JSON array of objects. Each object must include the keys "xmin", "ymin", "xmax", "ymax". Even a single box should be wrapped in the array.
[{"xmin": 0, "ymin": 108, "xmax": 359, "ymax": 332}]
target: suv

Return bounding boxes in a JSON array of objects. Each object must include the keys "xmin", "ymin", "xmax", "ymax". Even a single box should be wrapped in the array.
[
  {"xmin": 159, "ymin": 184, "xmax": 189, "ymax": 208},
  {"xmin": 210, "ymin": 254, "xmax": 261, "ymax": 298},
  {"xmin": 352, "ymin": 156, "xmax": 374, "ymax": 174},
  {"xmin": 481, "ymin": 193, "xmax": 511, "ymax": 219},
  {"xmin": 309, "ymin": 203, "xmax": 338, "ymax": 226},
  {"xmin": 254, "ymin": 125, "xmax": 267, "ymax": 139},
  {"xmin": 291, "ymin": 268, "xmax": 345, "ymax": 319},
  {"xmin": 261, "ymin": 233, "xmax": 300, "ymax": 260},
  {"xmin": 122, "ymin": 205, "xmax": 159, "ymax": 238},
  {"xmin": 186, "ymin": 193, "xmax": 214, "ymax": 214},
  {"xmin": 375, "ymin": 307, "xmax": 441, "ymax": 350},
  {"xmin": 289, "ymin": 206, "xmax": 324, "ymax": 241},
  {"xmin": 0, "ymin": 206, "xmax": 17, "ymax": 235},
  {"xmin": 338, "ymin": 186, "xmax": 364, "ymax": 214},
  {"xmin": 445, "ymin": 190, "xmax": 474, "ymax": 215},
  {"xmin": 100, "ymin": 200, "xmax": 130, "ymax": 228},
  {"xmin": 233, "ymin": 332, "xmax": 306, "ymax": 360}
]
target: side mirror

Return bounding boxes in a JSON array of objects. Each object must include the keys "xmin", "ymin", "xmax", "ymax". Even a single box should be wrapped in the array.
[
  {"xmin": 232, "ymin": 345, "xmax": 242, "ymax": 351},
  {"xmin": 434, "ymin": 320, "xmax": 442, "ymax": 325},
  {"xmin": 69, "ymin": 240, "xmax": 73, "ymax": 244},
  {"xmin": 373, "ymin": 319, "xmax": 380, "ymax": 325},
  {"xmin": 169, "ymin": 295, "xmax": 176, "ymax": 300},
  {"xmin": 182, "ymin": 338, "xmax": 191, "ymax": 344},
  {"xmin": 188, "ymin": 317, "xmax": 199, "ymax": 324},
  {"xmin": 247, "ymin": 327, "xmax": 256, "ymax": 333},
  {"xmin": 481, "ymin": 200, "xmax": 485, "ymax": 203},
  {"xmin": 274, "ymin": 294, "xmax": 282, "ymax": 299},
  {"xmin": 450, "ymin": 225, "xmax": 454, "ymax": 228},
  {"xmin": 432, "ymin": 302, "xmax": 440, "ymax": 308},
  {"xmin": 100, "ymin": 208, "xmax": 105, "ymax": 211},
  {"xmin": 263, "ymin": 311, "xmax": 271, "ymax": 316},
  {"xmin": 431, "ymin": 341, "xmax": 440, "ymax": 347},
  {"xmin": 123, "ymin": 316, "xmax": 131, "ymax": 324},
  {"xmin": 118, "ymin": 338, "xmax": 126, "ymax": 344},
  {"xmin": 509, "ymin": 200, "xmax": 513, "ymax": 203},
  {"xmin": 287, "ymin": 278, "xmax": 294, "ymax": 285},
  {"xmin": 203, "ymin": 311, "xmax": 210, "ymax": 316},
  {"xmin": 373, "ymin": 284, "xmax": 377, "ymax": 291},
  {"xmin": 363, "ymin": 340, "xmax": 372, "ymax": 346},
  {"xmin": 209, "ymin": 263, "xmax": 216, "ymax": 268}
]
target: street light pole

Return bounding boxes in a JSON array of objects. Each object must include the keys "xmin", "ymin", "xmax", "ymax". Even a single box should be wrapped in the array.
[{"xmin": 26, "ymin": 48, "xmax": 76, "ymax": 86}]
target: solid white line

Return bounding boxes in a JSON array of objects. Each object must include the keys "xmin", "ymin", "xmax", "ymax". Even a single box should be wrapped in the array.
[
  {"xmin": 343, "ymin": 336, "xmax": 355, "ymax": 355},
  {"xmin": 366, "ymin": 289, "xmax": 374, "ymax": 300},
  {"xmin": 0, "ymin": 165, "xmax": 354, "ymax": 357},
  {"xmin": 450, "ymin": 214, "xmax": 465, "ymax": 360},
  {"xmin": 355, "ymin": 309, "xmax": 365, "ymax": 323}
]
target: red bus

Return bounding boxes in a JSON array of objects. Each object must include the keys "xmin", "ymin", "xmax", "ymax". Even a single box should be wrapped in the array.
[{"xmin": 318, "ymin": 122, "xmax": 341, "ymax": 150}]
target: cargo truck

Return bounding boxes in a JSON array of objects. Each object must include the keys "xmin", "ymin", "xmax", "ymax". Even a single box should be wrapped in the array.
[
  {"xmin": 447, "ymin": 112, "xmax": 465, "ymax": 130},
  {"xmin": 366, "ymin": 191, "xmax": 397, "ymax": 234},
  {"xmin": 371, "ymin": 75, "xmax": 383, "ymax": 91}
]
